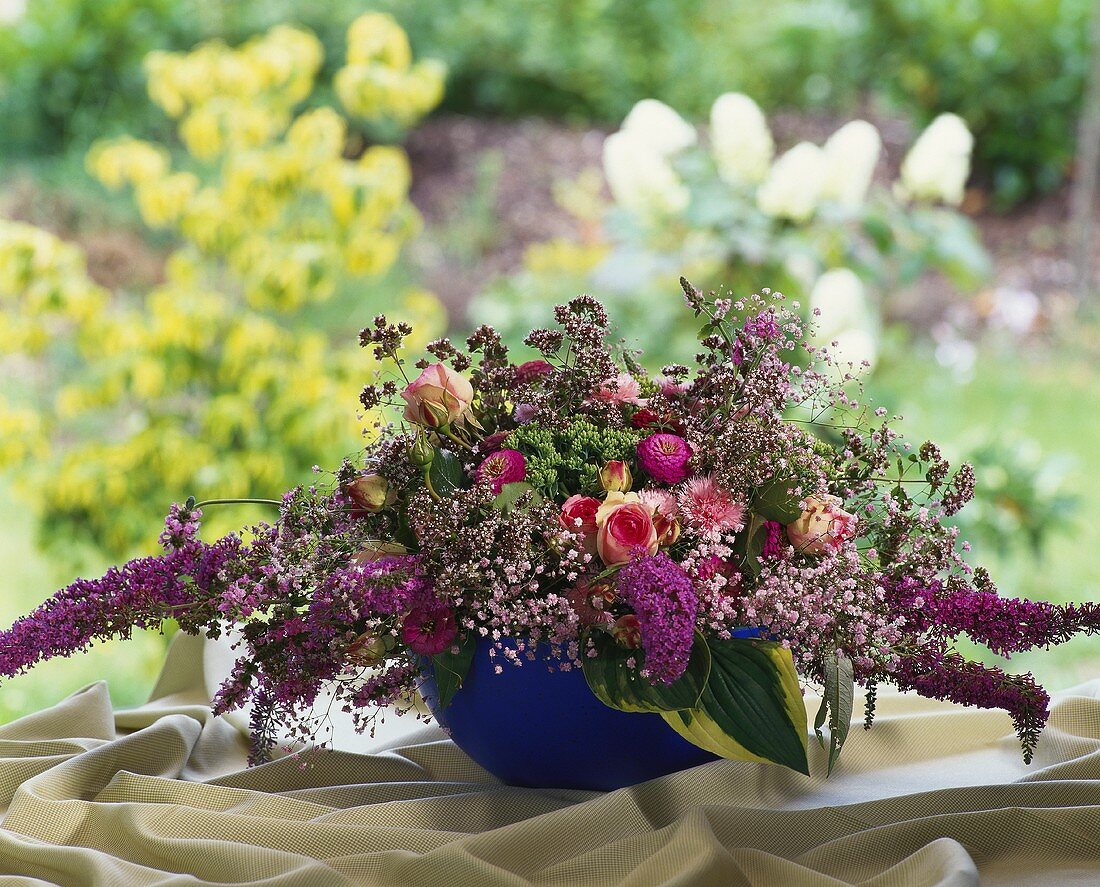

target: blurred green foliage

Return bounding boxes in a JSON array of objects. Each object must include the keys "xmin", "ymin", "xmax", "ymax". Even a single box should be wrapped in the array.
[
  {"xmin": 375, "ymin": 0, "xmax": 866, "ymax": 119},
  {"xmin": 865, "ymin": 0, "xmax": 1091, "ymax": 207},
  {"xmin": 0, "ymin": 0, "xmax": 373, "ymax": 155}
]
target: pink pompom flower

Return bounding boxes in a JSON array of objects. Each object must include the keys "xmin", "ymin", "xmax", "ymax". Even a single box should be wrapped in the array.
[
  {"xmin": 637, "ymin": 433, "xmax": 693, "ymax": 484},
  {"xmin": 476, "ymin": 449, "xmax": 526, "ymax": 494},
  {"xmin": 590, "ymin": 373, "xmax": 644, "ymax": 406},
  {"xmin": 677, "ymin": 474, "xmax": 745, "ymax": 538}
]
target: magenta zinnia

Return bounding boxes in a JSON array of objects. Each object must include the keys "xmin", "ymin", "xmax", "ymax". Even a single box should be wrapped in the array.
[{"xmin": 637, "ymin": 433, "xmax": 693, "ymax": 484}]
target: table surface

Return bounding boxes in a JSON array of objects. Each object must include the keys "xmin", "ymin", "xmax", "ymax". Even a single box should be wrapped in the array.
[{"xmin": 0, "ymin": 631, "xmax": 1099, "ymax": 886}]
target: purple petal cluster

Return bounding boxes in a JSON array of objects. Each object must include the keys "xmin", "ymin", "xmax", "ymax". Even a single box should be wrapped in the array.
[
  {"xmin": 885, "ymin": 576, "xmax": 1100, "ymax": 657},
  {"xmin": 892, "ymin": 647, "xmax": 1050, "ymax": 763},
  {"xmin": 0, "ymin": 505, "xmax": 228, "ymax": 680},
  {"xmin": 616, "ymin": 552, "xmax": 698, "ymax": 684}
]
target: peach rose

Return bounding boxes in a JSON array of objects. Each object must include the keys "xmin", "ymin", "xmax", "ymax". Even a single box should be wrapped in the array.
[
  {"xmin": 598, "ymin": 460, "xmax": 633, "ymax": 492},
  {"xmin": 786, "ymin": 494, "xmax": 858, "ymax": 555},
  {"xmin": 401, "ymin": 363, "xmax": 475, "ymax": 428},
  {"xmin": 596, "ymin": 501, "xmax": 659, "ymax": 566}
]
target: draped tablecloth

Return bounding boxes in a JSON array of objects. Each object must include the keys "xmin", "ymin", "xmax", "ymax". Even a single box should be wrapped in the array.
[{"xmin": 1, "ymin": 633, "xmax": 1100, "ymax": 886}]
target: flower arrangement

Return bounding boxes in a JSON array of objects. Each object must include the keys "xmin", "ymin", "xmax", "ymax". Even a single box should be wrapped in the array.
[{"xmin": 3, "ymin": 284, "xmax": 1097, "ymax": 776}]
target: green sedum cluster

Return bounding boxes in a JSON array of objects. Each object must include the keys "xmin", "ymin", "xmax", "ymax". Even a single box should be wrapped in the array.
[{"xmin": 505, "ymin": 419, "xmax": 642, "ymax": 497}]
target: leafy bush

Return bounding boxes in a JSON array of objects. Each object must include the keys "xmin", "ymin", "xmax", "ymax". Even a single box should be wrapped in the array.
[
  {"xmin": 377, "ymin": 0, "xmax": 865, "ymax": 120},
  {"xmin": 0, "ymin": 0, "xmax": 381, "ymax": 154},
  {"xmin": 472, "ymin": 96, "xmax": 990, "ymax": 370},
  {"xmin": 864, "ymin": 0, "xmax": 1091, "ymax": 207},
  {"xmin": 0, "ymin": 18, "xmax": 446, "ymax": 559}
]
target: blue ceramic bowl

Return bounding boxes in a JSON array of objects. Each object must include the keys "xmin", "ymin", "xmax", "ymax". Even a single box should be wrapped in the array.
[{"xmin": 418, "ymin": 633, "xmax": 750, "ymax": 791}]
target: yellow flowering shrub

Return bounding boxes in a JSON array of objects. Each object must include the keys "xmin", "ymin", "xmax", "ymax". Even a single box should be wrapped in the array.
[{"xmin": 0, "ymin": 16, "xmax": 446, "ymax": 558}]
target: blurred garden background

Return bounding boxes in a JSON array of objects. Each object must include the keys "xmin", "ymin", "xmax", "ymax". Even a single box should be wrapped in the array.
[{"xmin": 1, "ymin": 0, "xmax": 1098, "ymax": 721}]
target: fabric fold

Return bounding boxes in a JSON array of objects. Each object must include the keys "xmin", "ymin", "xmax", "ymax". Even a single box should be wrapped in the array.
[{"xmin": 0, "ymin": 633, "xmax": 1095, "ymax": 885}]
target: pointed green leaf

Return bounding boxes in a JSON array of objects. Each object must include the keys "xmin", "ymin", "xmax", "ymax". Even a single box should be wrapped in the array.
[
  {"xmin": 672, "ymin": 637, "xmax": 809, "ymax": 775},
  {"xmin": 753, "ymin": 477, "xmax": 802, "ymax": 524},
  {"xmin": 428, "ymin": 449, "xmax": 465, "ymax": 497},
  {"xmin": 492, "ymin": 482, "xmax": 541, "ymax": 513},
  {"xmin": 823, "ymin": 651, "xmax": 855, "ymax": 775},
  {"xmin": 429, "ymin": 632, "xmax": 477, "ymax": 710},
  {"xmin": 813, "ymin": 695, "xmax": 828, "ymax": 750},
  {"xmin": 661, "ymin": 706, "xmax": 772, "ymax": 763},
  {"xmin": 582, "ymin": 630, "xmax": 711, "ymax": 713}
]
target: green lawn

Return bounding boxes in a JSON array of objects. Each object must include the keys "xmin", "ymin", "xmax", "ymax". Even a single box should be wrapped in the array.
[{"xmin": 871, "ymin": 340, "xmax": 1100, "ymax": 689}]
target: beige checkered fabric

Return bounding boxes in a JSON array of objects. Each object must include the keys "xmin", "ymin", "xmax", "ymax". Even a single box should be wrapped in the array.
[{"xmin": 1, "ymin": 632, "xmax": 1099, "ymax": 885}]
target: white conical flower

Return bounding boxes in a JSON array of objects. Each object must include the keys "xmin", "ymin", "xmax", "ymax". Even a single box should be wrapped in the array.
[
  {"xmin": 620, "ymin": 99, "xmax": 697, "ymax": 157},
  {"xmin": 820, "ymin": 120, "xmax": 881, "ymax": 210},
  {"xmin": 810, "ymin": 268, "xmax": 877, "ymax": 370},
  {"xmin": 898, "ymin": 113, "xmax": 974, "ymax": 206},
  {"xmin": 709, "ymin": 92, "xmax": 774, "ymax": 186},
  {"xmin": 602, "ymin": 131, "xmax": 690, "ymax": 218},
  {"xmin": 756, "ymin": 141, "xmax": 825, "ymax": 222},
  {"xmin": 827, "ymin": 328, "xmax": 878, "ymax": 370},
  {"xmin": 810, "ymin": 268, "xmax": 870, "ymax": 335}
]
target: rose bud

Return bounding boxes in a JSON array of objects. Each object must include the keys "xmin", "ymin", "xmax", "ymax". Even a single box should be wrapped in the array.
[
  {"xmin": 653, "ymin": 512, "xmax": 681, "ymax": 547},
  {"xmin": 612, "ymin": 614, "xmax": 643, "ymax": 649},
  {"xmin": 352, "ymin": 541, "xmax": 408, "ymax": 564},
  {"xmin": 786, "ymin": 494, "xmax": 858, "ymax": 555},
  {"xmin": 345, "ymin": 474, "xmax": 394, "ymax": 514},
  {"xmin": 599, "ymin": 460, "xmax": 633, "ymax": 493},
  {"xmin": 408, "ymin": 434, "xmax": 436, "ymax": 468},
  {"xmin": 401, "ymin": 362, "xmax": 475, "ymax": 428},
  {"xmin": 515, "ymin": 359, "xmax": 555, "ymax": 384},
  {"xmin": 596, "ymin": 501, "xmax": 659, "ymax": 566},
  {"xmin": 345, "ymin": 632, "xmax": 392, "ymax": 667}
]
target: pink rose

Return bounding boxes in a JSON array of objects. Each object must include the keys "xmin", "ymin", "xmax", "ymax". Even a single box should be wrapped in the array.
[
  {"xmin": 560, "ymin": 494, "xmax": 601, "ymax": 537},
  {"xmin": 786, "ymin": 494, "xmax": 858, "ymax": 555},
  {"xmin": 401, "ymin": 363, "xmax": 474, "ymax": 428},
  {"xmin": 596, "ymin": 501, "xmax": 659, "ymax": 566}
]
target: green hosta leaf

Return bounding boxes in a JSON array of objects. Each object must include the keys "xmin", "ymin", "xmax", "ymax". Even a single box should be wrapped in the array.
[
  {"xmin": 429, "ymin": 632, "xmax": 478, "ymax": 711},
  {"xmin": 753, "ymin": 477, "xmax": 802, "ymax": 524},
  {"xmin": 492, "ymin": 481, "xmax": 541, "ymax": 513},
  {"xmin": 582, "ymin": 630, "xmax": 711, "ymax": 713},
  {"xmin": 732, "ymin": 513, "xmax": 768, "ymax": 576},
  {"xmin": 823, "ymin": 651, "xmax": 855, "ymax": 776},
  {"xmin": 663, "ymin": 637, "xmax": 809, "ymax": 775},
  {"xmin": 428, "ymin": 449, "xmax": 465, "ymax": 497}
]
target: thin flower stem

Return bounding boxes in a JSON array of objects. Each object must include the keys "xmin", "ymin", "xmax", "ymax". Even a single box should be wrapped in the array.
[{"xmin": 193, "ymin": 498, "xmax": 283, "ymax": 509}]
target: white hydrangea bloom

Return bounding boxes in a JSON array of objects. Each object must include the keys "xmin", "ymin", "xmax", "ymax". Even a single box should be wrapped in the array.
[
  {"xmin": 827, "ymin": 328, "xmax": 878, "ymax": 370},
  {"xmin": 709, "ymin": 92, "xmax": 774, "ymax": 186},
  {"xmin": 756, "ymin": 141, "xmax": 825, "ymax": 222},
  {"xmin": 810, "ymin": 268, "xmax": 870, "ymax": 334},
  {"xmin": 810, "ymin": 268, "xmax": 877, "ymax": 370},
  {"xmin": 602, "ymin": 130, "xmax": 690, "ymax": 218},
  {"xmin": 0, "ymin": 0, "xmax": 25, "ymax": 23},
  {"xmin": 620, "ymin": 99, "xmax": 697, "ymax": 157},
  {"xmin": 898, "ymin": 113, "xmax": 974, "ymax": 206},
  {"xmin": 820, "ymin": 120, "xmax": 881, "ymax": 210}
]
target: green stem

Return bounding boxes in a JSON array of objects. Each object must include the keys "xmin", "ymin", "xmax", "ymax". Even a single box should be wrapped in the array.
[{"xmin": 192, "ymin": 498, "xmax": 283, "ymax": 509}]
